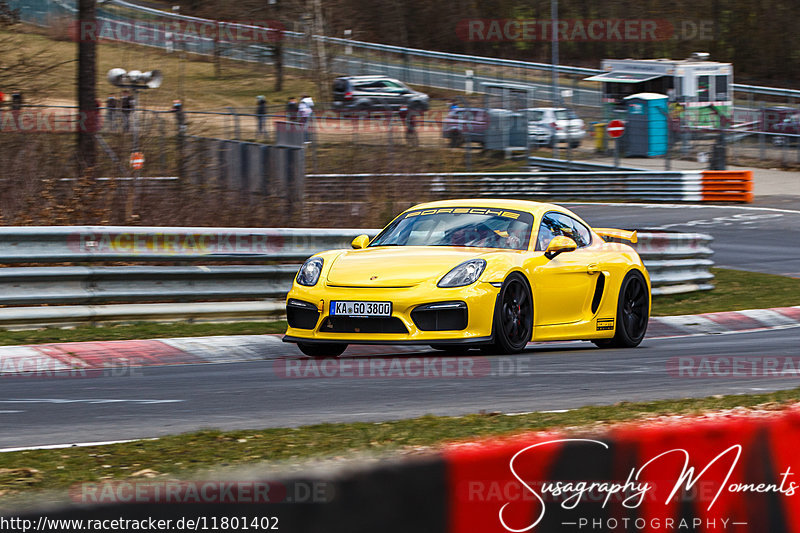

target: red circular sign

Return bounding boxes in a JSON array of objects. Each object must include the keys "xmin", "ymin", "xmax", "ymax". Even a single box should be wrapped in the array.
[
  {"xmin": 607, "ymin": 119, "xmax": 625, "ymax": 138},
  {"xmin": 129, "ymin": 152, "xmax": 145, "ymax": 170}
]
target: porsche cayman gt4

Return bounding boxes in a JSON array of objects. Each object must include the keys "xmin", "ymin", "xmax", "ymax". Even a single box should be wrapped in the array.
[{"xmin": 284, "ymin": 199, "xmax": 650, "ymax": 357}]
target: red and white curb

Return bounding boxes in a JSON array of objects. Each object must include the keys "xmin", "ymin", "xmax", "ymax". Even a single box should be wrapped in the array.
[
  {"xmin": 647, "ymin": 306, "xmax": 800, "ymax": 337},
  {"xmin": 0, "ymin": 335, "xmax": 285, "ymax": 375},
  {"xmin": 0, "ymin": 307, "xmax": 798, "ymax": 375}
]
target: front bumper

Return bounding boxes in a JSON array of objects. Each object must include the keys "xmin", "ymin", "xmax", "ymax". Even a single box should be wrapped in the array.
[
  {"xmin": 283, "ymin": 281, "xmax": 500, "ymax": 345},
  {"xmin": 555, "ymin": 130, "xmax": 586, "ymax": 142}
]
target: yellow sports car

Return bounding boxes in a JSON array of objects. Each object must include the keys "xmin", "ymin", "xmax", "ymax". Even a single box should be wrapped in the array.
[{"xmin": 284, "ymin": 199, "xmax": 650, "ymax": 357}]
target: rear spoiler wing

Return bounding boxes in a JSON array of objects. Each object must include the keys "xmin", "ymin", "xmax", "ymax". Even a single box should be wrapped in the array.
[{"xmin": 594, "ymin": 228, "xmax": 638, "ymax": 244}]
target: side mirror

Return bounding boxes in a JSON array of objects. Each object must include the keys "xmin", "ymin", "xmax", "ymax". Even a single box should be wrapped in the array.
[
  {"xmin": 544, "ymin": 236, "xmax": 577, "ymax": 259},
  {"xmin": 351, "ymin": 234, "xmax": 370, "ymax": 249}
]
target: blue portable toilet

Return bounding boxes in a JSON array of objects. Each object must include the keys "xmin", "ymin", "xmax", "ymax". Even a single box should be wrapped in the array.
[{"xmin": 623, "ymin": 93, "xmax": 668, "ymax": 157}]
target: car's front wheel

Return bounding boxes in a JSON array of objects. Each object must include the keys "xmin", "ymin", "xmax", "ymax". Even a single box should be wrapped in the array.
[
  {"xmin": 593, "ymin": 270, "xmax": 649, "ymax": 348},
  {"xmin": 297, "ymin": 342, "xmax": 347, "ymax": 358},
  {"xmin": 486, "ymin": 273, "xmax": 533, "ymax": 354}
]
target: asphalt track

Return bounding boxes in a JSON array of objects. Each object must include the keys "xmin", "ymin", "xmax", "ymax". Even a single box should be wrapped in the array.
[
  {"xmin": 1, "ymin": 328, "xmax": 798, "ymax": 449},
  {"xmin": 564, "ymin": 201, "xmax": 800, "ymax": 278},
  {"xmin": 1, "ymin": 203, "xmax": 799, "ymax": 448}
]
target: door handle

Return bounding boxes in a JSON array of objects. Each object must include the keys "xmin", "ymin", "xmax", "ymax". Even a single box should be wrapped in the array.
[{"xmin": 587, "ymin": 263, "xmax": 600, "ymax": 274}]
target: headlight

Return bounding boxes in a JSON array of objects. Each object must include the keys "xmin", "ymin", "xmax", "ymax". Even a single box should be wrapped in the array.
[
  {"xmin": 438, "ymin": 259, "xmax": 486, "ymax": 288},
  {"xmin": 296, "ymin": 257, "xmax": 323, "ymax": 286}
]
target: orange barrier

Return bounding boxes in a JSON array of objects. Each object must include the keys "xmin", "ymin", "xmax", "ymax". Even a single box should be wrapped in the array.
[{"xmin": 702, "ymin": 170, "xmax": 753, "ymax": 203}]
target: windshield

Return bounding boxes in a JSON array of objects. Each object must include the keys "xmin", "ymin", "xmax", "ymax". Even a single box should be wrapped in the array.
[
  {"xmin": 370, "ymin": 208, "xmax": 534, "ymax": 250},
  {"xmin": 555, "ymin": 109, "xmax": 579, "ymax": 120}
]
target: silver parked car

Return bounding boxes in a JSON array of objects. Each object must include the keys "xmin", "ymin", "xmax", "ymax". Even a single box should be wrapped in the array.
[{"xmin": 525, "ymin": 107, "xmax": 586, "ymax": 148}]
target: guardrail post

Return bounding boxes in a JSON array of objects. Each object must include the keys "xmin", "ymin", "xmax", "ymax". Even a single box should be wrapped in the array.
[{"xmin": 228, "ymin": 106, "xmax": 241, "ymax": 140}]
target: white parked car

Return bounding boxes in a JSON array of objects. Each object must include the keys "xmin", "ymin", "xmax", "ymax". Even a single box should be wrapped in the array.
[{"xmin": 525, "ymin": 107, "xmax": 586, "ymax": 148}]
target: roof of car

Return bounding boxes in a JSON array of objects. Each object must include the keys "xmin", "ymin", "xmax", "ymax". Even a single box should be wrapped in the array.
[
  {"xmin": 337, "ymin": 75, "xmax": 396, "ymax": 80},
  {"xmin": 406, "ymin": 199, "xmax": 567, "ymax": 215}
]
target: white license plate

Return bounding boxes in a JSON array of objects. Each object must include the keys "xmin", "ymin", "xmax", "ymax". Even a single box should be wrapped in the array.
[{"xmin": 330, "ymin": 301, "xmax": 392, "ymax": 317}]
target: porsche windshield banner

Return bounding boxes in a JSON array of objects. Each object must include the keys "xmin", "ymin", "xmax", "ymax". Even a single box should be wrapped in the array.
[{"xmin": 404, "ymin": 207, "xmax": 525, "ymax": 220}]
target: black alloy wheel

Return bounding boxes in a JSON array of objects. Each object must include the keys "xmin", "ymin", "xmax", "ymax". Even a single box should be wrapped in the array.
[
  {"xmin": 485, "ymin": 273, "xmax": 533, "ymax": 355},
  {"xmin": 594, "ymin": 270, "xmax": 649, "ymax": 348}
]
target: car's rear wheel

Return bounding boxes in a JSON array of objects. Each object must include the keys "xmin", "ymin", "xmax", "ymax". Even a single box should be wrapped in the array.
[
  {"xmin": 593, "ymin": 270, "xmax": 649, "ymax": 348},
  {"xmin": 297, "ymin": 342, "xmax": 347, "ymax": 358},
  {"xmin": 486, "ymin": 273, "xmax": 533, "ymax": 355}
]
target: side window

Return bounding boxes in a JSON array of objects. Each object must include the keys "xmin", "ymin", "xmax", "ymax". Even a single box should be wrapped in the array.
[
  {"xmin": 564, "ymin": 215, "xmax": 592, "ymax": 248},
  {"xmin": 529, "ymin": 110, "xmax": 545, "ymax": 122},
  {"xmin": 535, "ymin": 212, "xmax": 592, "ymax": 251},
  {"xmin": 356, "ymin": 81, "xmax": 383, "ymax": 92},
  {"xmin": 535, "ymin": 213, "xmax": 565, "ymax": 251},
  {"xmin": 697, "ymin": 75, "xmax": 710, "ymax": 102},
  {"xmin": 715, "ymin": 75, "xmax": 728, "ymax": 101}
]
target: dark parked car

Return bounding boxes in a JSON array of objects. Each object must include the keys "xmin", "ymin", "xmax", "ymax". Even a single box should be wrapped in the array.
[
  {"xmin": 442, "ymin": 108, "xmax": 488, "ymax": 147},
  {"xmin": 442, "ymin": 108, "xmax": 553, "ymax": 148},
  {"xmin": 332, "ymin": 76, "xmax": 430, "ymax": 114},
  {"xmin": 772, "ymin": 114, "xmax": 800, "ymax": 145},
  {"xmin": 761, "ymin": 106, "xmax": 797, "ymax": 134}
]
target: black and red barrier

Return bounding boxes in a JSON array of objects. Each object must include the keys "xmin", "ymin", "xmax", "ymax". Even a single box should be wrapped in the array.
[
  {"xmin": 445, "ymin": 410, "xmax": 800, "ymax": 532},
  {"xmin": 8, "ymin": 409, "xmax": 800, "ymax": 532}
]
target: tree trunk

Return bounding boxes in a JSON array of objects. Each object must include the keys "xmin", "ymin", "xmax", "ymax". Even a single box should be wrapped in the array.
[{"xmin": 77, "ymin": 0, "xmax": 96, "ymax": 175}]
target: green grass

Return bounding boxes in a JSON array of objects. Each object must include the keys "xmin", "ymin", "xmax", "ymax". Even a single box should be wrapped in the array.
[
  {"xmin": 0, "ymin": 268, "xmax": 796, "ymax": 347},
  {"xmin": 1, "ymin": 388, "xmax": 799, "ymax": 497},
  {"xmin": 652, "ymin": 267, "xmax": 800, "ymax": 316}
]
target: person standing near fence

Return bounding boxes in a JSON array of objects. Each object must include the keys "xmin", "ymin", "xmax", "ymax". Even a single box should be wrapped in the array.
[
  {"xmin": 10, "ymin": 90, "xmax": 22, "ymax": 129},
  {"xmin": 106, "ymin": 93, "xmax": 118, "ymax": 132},
  {"xmin": 121, "ymin": 90, "xmax": 133, "ymax": 133},
  {"xmin": 256, "ymin": 95, "xmax": 267, "ymax": 136},
  {"xmin": 286, "ymin": 96, "xmax": 299, "ymax": 123},
  {"xmin": 399, "ymin": 105, "xmax": 418, "ymax": 147},
  {"xmin": 298, "ymin": 94, "xmax": 314, "ymax": 143}
]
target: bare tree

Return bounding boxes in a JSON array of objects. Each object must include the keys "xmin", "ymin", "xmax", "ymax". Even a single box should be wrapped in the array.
[{"xmin": 76, "ymin": 0, "xmax": 97, "ymax": 174}]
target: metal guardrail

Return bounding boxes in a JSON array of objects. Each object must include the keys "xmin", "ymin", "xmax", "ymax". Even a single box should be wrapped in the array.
[
  {"xmin": 526, "ymin": 157, "xmax": 645, "ymax": 172},
  {"xmin": 0, "ymin": 226, "xmax": 711, "ymax": 327},
  {"xmin": 0, "ymin": 226, "xmax": 368, "ymax": 263},
  {"xmin": 308, "ymin": 171, "xmax": 707, "ymax": 202},
  {"xmin": 631, "ymin": 232, "xmax": 715, "ymax": 295}
]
